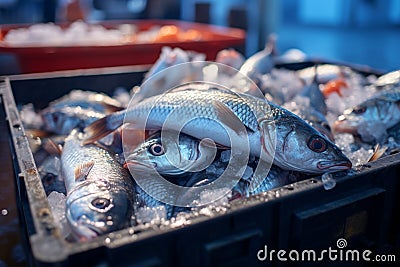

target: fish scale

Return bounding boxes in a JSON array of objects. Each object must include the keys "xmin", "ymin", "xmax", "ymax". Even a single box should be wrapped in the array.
[
  {"xmin": 84, "ymin": 84, "xmax": 351, "ymax": 174},
  {"xmin": 62, "ymin": 131, "xmax": 135, "ymax": 240}
]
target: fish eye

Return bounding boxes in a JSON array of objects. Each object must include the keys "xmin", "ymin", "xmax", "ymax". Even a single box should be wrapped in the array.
[
  {"xmin": 52, "ymin": 113, "xmax": 59, "ymax": 123},
  {"xmin": 91, "ymin": 198, "xmax": 111, "ymax": 210},
  {"xmin": 352, "ymin": 106, "xmax": 366, "ymax": 115},
  {"xmin": 307, "ymin": 135, "xmax": 327, "ymax": 153},
  {"xmin": 149, "ymin": 143, "xmax": 165, "ymax": 156},
  {"xmin": 43, "ymin": 173, "xmax": 56, "ymax": 185}
]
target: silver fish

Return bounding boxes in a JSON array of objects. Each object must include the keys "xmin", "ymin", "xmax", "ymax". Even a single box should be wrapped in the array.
[
  {"xmin": 47, "ymin": 90, "xmax": 124, "ymax": 113},
  {"xmin": 125, "ymin": 131, "xmax": 216, "ymax": 176},
  {"xmin": 132, "ymin": 47, "xmax": 205, "ymax": 105},
  {"xmin": 333, "ymin": 86, "xmax": 400, "ymax": 143},
  {"xmin": 374, "ymin": 70, "xmax": 400, "ymax": 90},
  {"xmin": 38, "ymin": 155, "xmax": 66, "ymax": 196},
  {"xmin": 41, "ymin": 106, "xmax": 106, "ymax": 135},
  {"xmin": 84, "ymin": 84, "xmax": 351, "ymax": 174},
  {"xmin": 240, "ymin": 165, "xmax": 301, "ymax": 196},
  {"xmin": 62, "ymin": 130, "xmax": 135, "ymax": 241},
  {"xmin": 239, "ymin": 34, "xmax": 276, "ymax": 83},
  {"xmin": 298, "ymin": 79, "xmax": 327, "ymax": 115}
]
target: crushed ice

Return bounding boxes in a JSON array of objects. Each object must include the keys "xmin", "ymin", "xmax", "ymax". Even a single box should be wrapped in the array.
[
  {"xmin": 135, "ymin": 206, "xmax": 167, "ymax": 225},
  {"xmin": 47, "ymin": 191, "xmax": 70, "ymax": 238}
]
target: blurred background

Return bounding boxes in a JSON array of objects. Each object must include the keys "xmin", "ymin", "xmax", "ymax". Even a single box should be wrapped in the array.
[{"xmin": 0, "ymin": 0, "xmax": 399, "ymax": 72}]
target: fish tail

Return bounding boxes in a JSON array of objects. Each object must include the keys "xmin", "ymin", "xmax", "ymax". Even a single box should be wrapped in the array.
[{"xmin": 82, "ymin": 114, "xmax": 123, "ymax": 145}]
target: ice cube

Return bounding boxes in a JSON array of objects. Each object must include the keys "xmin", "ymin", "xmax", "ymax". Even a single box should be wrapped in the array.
[
  {"xmin": 20, "ymin": 103, "xmax": 43, "ymax": 129},
  {"xmin": 326, "ymin": 92, "xmax": 346, "ymax": 115},
  {"xmin": 198, "ymin": 187, "xmax": 231, "ymax": 206},
  {"xmin": 47, "ymin": 191, "xmax": 69, "ymax": 237},
  {"xmin": 348, "ymin": 147, "xmax": 374, "ymax": 167},
  {"xmin": 321, "ymin": 173, "xmax": 336, "ymax": 190}
]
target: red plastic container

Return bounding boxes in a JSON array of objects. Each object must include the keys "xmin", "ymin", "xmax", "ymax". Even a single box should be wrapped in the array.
[{"xmin": 0, "ymin": 20, "xmax": 245, "ymax": 73}]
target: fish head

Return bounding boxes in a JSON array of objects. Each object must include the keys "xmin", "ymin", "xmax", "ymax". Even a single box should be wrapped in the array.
[
  {"xmin": 333, "ymin": 99, "xmax": 397, "ymax": 136},
  {"xmin": 275, "ymin": 119, "xmax": 351, "ymax": 174},
  {"xmin": 66, "ymin": 180, "xmax": 133, "ymax": 241},
  {"xmin": 41, "ymin": 109, "xmax": 81, "ymax": 135},
  {"xmin": 125, "ymin": 132, "xmax": 200, "ymax": 176}
]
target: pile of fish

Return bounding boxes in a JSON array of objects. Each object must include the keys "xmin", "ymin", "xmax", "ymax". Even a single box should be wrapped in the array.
[{"xmin": 20, "ymin": 44, "xmax": 400, "ymax": 242}]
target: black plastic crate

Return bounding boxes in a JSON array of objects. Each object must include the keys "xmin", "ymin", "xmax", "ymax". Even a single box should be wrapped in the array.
[{"xmin": 0, "ymin": 64, "xmax": 399, "ymax": 266}]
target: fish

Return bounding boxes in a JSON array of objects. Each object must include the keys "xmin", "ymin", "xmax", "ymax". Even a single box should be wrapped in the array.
[
  {"xmin": 238, "ymin": 34, "xmax": 276, "ymax": 84},
  {"xmin": 284, "ymin": 77, "xmax": 332, "ymax": 140},
  {"xmin": 287, "ymin": 104, "xmax": 334, "ymax": 141},
  {"xmin": 61, "ymin": 130, "xmax": 135, "ymax": 241},
  {"xmin": 297, "ymin": 64, "xmax": 343, "ymax": 85},
  {"xmin": 84, "ymin": 83, "xmax": 351, "ymax": 174},
  {"xmin": 333, "ymin": 86, "xmax": 400, "ymax": 143},
  {"xmin": 41, "ymin": 106, "xmax": 106, "ymax": 135},
  {"xmin": 39, "ymin": 89, "xmax": 125, "ymax": 135},
  {"xmin": 145, "ymin": 46, "xmax": 205, "ymax": 79},
  {"xmin": 46, "ymin": 90, "xmax": 124, "ymax": 113},
  {"xmin": 237, "ymin": 165, "xmax": 302, "ymax": 196},
  {"xmin": 38, "ymin": 155, "xmax": 66, "ymax": 196},
  {"xmin": 374, "ymin": 70, "xmax": 400, "ymax": 90},
  {"xmin": 125, "ymin": 131, "xmax": 217, "ymax": 176},
  {"xmin": 297, "ymin": 78, "xmax": 327, "ymax": 115},
  {"xmin": 131, "ymin": 47, "xmax": 205, "ymax": 105}
]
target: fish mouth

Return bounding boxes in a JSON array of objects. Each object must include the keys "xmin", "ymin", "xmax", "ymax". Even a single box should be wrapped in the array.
[
  {"xmin": 66, "ymin": 210, "xmax": 102, "ymax": 241},
  {"xmin": 333, "ymin": 119, "xmax": 357, "ymax": 134},
  {"xmin": 317, "ymin": 160, "xmax": 352, "ymax": 171}
]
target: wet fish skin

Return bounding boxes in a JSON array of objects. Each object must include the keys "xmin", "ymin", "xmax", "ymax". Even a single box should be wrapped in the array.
[
  {"xmin": 41, "ymin": 106, "xmax": 105, "ymax": 135},
  {"xmin": 38, "ymin": 155, "xmax": 66, "ymax": 196},
  {"xmin": 298, "ymin": 79, "xmax": 327, "ymax": 115},
  {"xmin": 84, "ymin": 84, "xmax": 351, "ymax": 174},
  {"xmin": 374, "ymin": 70, "xmax": 400, "ymax": 90},
  {"xmin": 47, "ymin": 90, "xmax": 124, "ymax": 113},
  {"xmin": 125, "ymin": 131, "xmax": 216, "ymax": 176},
  {"xmin": 62, "ymin": 131, "xmax": 135, "ymax": 241},
  {"xmin": 239, "ymin": 35, "xmax": 276, "ymax": 84},
  {"xmin": 247, "ymin": 165, "xmax": 301, "ymax": 196},
  {"xmin": 333, "ymin": 86, "xmax": 400, "ymax": 142}
]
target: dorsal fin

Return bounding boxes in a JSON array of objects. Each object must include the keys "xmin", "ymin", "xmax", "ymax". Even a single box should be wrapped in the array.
[{"xmin": 74, "ymin": 161, "xmax": 95, "ymax": 182}]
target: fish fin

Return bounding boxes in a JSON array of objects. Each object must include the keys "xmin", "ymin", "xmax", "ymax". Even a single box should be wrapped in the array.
[
  {"xmin": 212, "ymin": 100, "xmax": 247, "ymax": 137},
  {"xmin": 102, "ymin": 103, "xmax": 125, "ymax": 113},
  {"xmin": 368, "ymin": 144, "xmax": 387, "ymax": 162},
  {"xmin": 121, "ymin": 126, "xmax": 147, "ymax": 151},
  {"xmin": 43, "ymin": 138, "xmax": 63, "ymax": 155},
  {"xmin": 74, "ymin": 161, "xmax": 95, "ymax": 182},
  {"xmin": 200, "ymin": 138, "xmax": 230, "ymax": 150},
  {"xmin": 257, "ymin": 116, "xmax": 276, "ymax": 162},
  {"xmin": 82, "ymin": 113, "xmax": 124, "ymax": 145}
]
